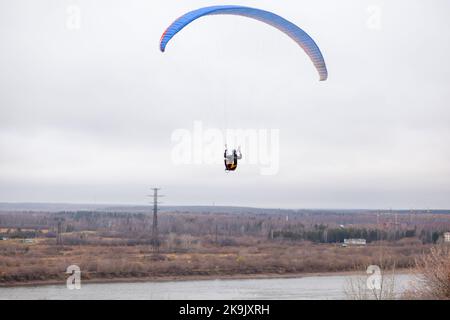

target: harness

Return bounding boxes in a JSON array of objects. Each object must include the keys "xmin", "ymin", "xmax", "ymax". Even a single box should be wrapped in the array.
[{"xmin": 224, "ymin": 151, "xmax": 238, "ymax": 171}]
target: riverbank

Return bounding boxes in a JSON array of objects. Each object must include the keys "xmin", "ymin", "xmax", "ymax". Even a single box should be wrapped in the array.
[
  {"xmin": 0, "ymin": 268, "xmax": 413, "ymax": 288},
  {"xmin": 1, "ymin": 237, "xmax": 422, "ymax": 288}
]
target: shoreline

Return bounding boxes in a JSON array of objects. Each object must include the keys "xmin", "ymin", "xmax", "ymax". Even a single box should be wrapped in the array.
[{"xmin": 0, "ymin": 268, "xmax": 412, "ymax": 288}]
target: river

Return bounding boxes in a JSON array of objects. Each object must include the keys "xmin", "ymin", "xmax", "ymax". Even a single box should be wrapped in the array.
[{"xmin": 0, "ymin": 274, "xmax": 414, "ymax": 300}]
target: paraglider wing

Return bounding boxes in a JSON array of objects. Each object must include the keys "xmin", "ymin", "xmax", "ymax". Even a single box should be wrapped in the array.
[{"xmin": 160, "ymin": 5, "xmax": 328, "ymax": 81}]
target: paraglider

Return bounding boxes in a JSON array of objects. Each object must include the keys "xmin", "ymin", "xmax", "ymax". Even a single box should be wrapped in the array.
[
  {"xmin": 159, "ymin": 5, "xmax": 328, "ymax": 81},
  {"xmin": 160, "ymin": 5, "xmax": 328, "ymax": 173}
]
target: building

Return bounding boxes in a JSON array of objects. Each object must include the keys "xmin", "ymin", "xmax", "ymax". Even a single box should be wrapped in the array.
[
  {"xmin": 343, "ymin": 238, "xmax": 366, "ymax": 246},
  {"xmin": 444, "ymin": 232, "xmax": 450, "ymax": 243}
]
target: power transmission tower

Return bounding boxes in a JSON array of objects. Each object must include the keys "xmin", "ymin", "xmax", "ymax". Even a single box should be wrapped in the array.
[
  {"xmin": 55, "ymin": 217, "xmax": 65, "ymax": 246},
  {"xmin": 215, "ymin": 224, "xmax": 218, "ymax": 244},
  {"xmin": 148, "ymin": 188, "xmax": 164, "ymax": 252},
  {"xmin": 394, "ymin": 212, "xmax": 400, "ymax": 240},
  {"xmin": 376, "ymin": 211, "xmax": 380, "ymax": 241}
]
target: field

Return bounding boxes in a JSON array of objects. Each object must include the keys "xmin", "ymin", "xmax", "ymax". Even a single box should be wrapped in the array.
[
  {"xmin": 0, "ymin": 208, "xmax": 449, "ymax": 285},
  {"xmin": 0, "ymin": 236, "xmax": 431, "ymax": 285}
]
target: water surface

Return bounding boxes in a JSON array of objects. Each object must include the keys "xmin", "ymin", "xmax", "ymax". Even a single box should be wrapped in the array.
[{"xmin": 0, "ymin": 274, "xmax": 413, "ymax": 300}]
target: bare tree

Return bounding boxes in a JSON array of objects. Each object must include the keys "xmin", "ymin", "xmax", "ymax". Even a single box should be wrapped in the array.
[
  {"xmin": 404, "ymin": 245, "xmax": 450, "ymax": 299},
  {"xmin": 345, "ymin": 250, "xmax": 397, "ymax": 300}
]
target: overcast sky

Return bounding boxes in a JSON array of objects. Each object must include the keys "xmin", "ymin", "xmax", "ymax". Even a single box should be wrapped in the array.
[{"xmin": 0, "ymin": 0, "xmax": 449, "ymax": 209}]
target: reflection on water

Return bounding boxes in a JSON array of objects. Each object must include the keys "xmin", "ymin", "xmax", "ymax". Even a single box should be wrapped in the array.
[{"xmin": 0, "ymin": 274, "xmax": 413, "ymax": 300}]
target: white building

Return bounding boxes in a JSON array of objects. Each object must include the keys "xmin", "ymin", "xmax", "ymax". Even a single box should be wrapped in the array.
[
  {"xmin": 343, "ymin": 238, "xmax": 366, "ymax": 246},
  {"xmin": 444, "ymin": 232, "xmax": 450, "ymax": 243}
]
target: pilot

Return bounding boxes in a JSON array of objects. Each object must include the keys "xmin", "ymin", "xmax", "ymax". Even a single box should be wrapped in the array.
[{"xmin": 224, "ymin": 145, "xmax": 242, "ymax": 171}]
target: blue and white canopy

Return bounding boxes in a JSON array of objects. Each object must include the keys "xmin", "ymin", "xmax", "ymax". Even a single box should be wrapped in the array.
[{"xmin": 160, "ymin": 5, "xmax": 328, "ymax": 81}]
